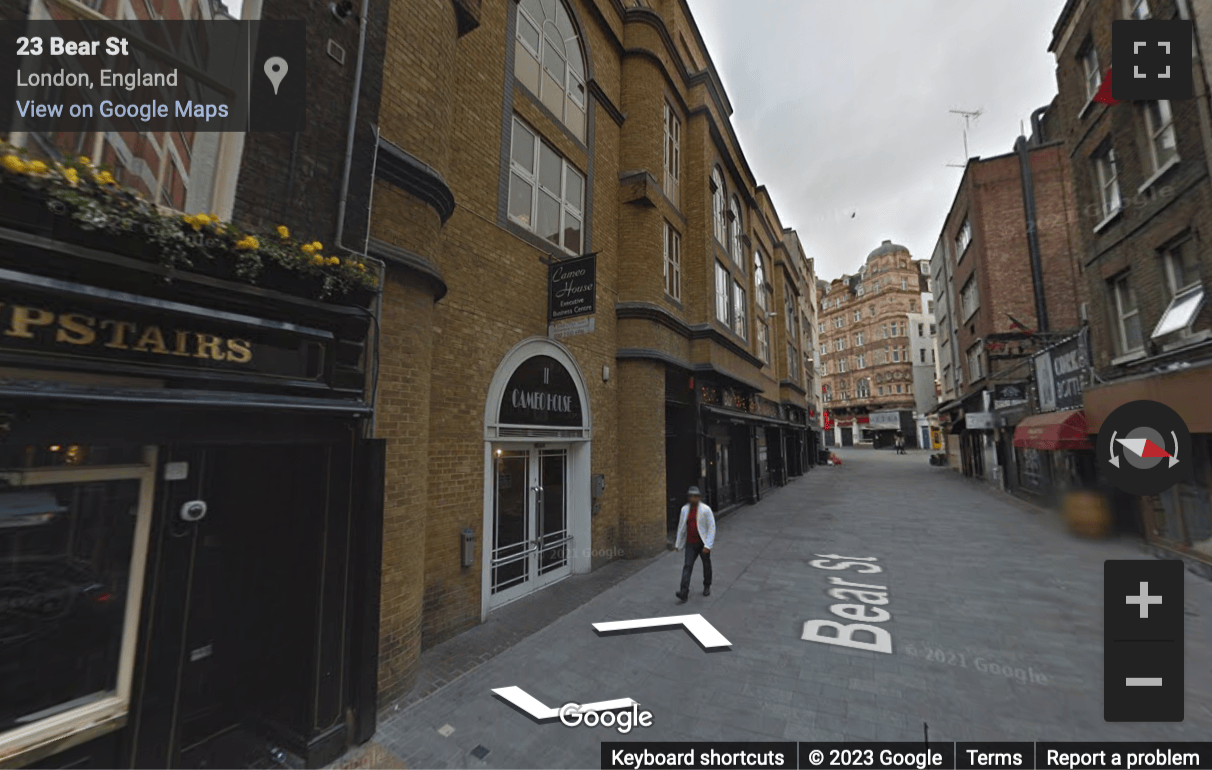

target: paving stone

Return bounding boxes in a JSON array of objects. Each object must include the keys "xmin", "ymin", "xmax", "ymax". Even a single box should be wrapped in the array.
[{"xmin": 345, "ymin": 450, "xmax": 1212, "ymax": 767}]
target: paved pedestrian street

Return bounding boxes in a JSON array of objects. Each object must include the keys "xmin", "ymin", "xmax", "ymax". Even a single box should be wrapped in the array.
[{"xmin": 367, "ymin": 450, "xmax": 1212, "ymax": 769}]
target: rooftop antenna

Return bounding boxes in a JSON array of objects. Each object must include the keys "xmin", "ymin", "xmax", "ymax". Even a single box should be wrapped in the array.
[{"xmin": 946, "ymin": 108, "xmax": 983, "ymax": 168}]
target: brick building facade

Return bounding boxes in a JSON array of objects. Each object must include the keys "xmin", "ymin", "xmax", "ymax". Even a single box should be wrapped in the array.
[
  {"xmin": 1048, "ymin": 0, "xmax": 1212, "ymax": 568},
  {"xmin": 367, "ymin": 0, "xmax": 818, "ymax": 713},
  {"xmin": 0, "ymin": 0, "xmax": 822, "ymax": 766},
  {"xmin": 930, "ymin": 125, "xmax": 1086, "ymax": 492},
  {"xmin": 817, "ymin": 241, "xmax": 932, "ymax": 449}
]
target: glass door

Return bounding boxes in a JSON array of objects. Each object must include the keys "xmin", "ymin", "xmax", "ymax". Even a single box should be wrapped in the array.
[
  {"xmin": 490, "ymin": 446, "xmax": 570, "ymax": 607},
  {"xmin": 534, "ymin": 448, "xmax": 569, "ymax": 588}
]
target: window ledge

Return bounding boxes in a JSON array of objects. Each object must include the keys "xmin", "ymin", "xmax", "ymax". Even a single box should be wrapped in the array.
[
  {"xmin": 1111, "ymin": 350, "xmax": 1148, "ymax": 366},
  {"xmin": 1161, "ymin": 328, "xmax": 1212, "ymax": 352},
  {"xmin": 1079, "ymin": 95, "xmax": 1098, "ymax": 120},
  {"xmin": 1093, "ymin": 206, "xmax": 1123, "ymax": 234},
  {"xmin": 1137, "ymin": 156, "xmax": 1181, "ymax": 194}
]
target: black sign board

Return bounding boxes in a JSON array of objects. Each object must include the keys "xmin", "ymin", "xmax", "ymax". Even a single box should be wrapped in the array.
[
  {"xmin": 1034, "ymin": 331, "xmax": 1087, "ymax": 412},
  {"xmin": 0, "ymin": 288, "xmax": 329, "ymax": 383},
  {"xmin": 548, "ymin": 255, "xmax": 596, "ymax": 322},
  {"xmin": 498, "ymin": 355, "xmax": 582, "ymax": 427},
  {"xmin": 994, "ymin": 382, "xmax": 1028, "ymax": 404}
]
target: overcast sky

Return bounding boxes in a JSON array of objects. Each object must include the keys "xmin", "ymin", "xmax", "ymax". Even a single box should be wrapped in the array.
[{"xmin": 691, "ymin": 0, "xmax": 1069, "ymax": 283}]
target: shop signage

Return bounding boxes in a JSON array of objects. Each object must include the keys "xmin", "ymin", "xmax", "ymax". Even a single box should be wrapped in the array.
[
  {"xmin": 548, "ymin": 254, "xmax": 596, "ymax": 322},
  {"xmin": 993, "ymin": 382, "xmax": 1028, "ymax": 408},
  {"xmin": 1034, "ymin": 331, "xmax": 1087, "ymax": 413},
  {"xmin": 0, "ymin": 295, "xmax": 326, "ymax": 381},
  {"xmin": 498, "ymin": 355, "xmax": 583, "ymax": 427},
  {"xmin": 966, "ymin": 412, "xmax": 994, "ymax": 430},
  {"xmin": 868, "ymin": 411, "xmax": 901, "ymax": 428}
]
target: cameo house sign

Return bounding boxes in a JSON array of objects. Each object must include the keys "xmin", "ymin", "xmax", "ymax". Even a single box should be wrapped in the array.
[
  {"xmin": 498, "ymin": 355, "xmax": 583, "ymax": 427},
  {"xmin": 548, "ymin": 254, "xmax": 596, "ymax": 339}
]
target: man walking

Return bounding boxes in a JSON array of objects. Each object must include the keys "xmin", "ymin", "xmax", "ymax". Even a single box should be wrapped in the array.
[
  {"xmin": 895, "ymin": 431, "xmax": 906, "ymax": 454},
  {"xmin": 674, "ymin": 486, "xmax": 715, "ymax": 602}
]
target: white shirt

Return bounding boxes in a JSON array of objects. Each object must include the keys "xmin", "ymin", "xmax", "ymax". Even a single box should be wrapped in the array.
[{"xmin": 674, "ymin": 501, "xmax": 716, "ymax": 550}]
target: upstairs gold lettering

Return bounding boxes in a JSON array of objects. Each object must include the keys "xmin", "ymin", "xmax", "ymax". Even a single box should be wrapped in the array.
[{"xmin": 0, "ymin": 302, "xmax": 256, "ymax": 365}]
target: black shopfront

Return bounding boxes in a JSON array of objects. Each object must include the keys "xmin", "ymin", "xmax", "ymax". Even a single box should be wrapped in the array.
[
  {"xmin": 695, "ymin": 380, "xmax": 804, "ymax": 515},
  {"xmin": 0, "ymin": 232, "xmax": 383, "ymax": 769}
]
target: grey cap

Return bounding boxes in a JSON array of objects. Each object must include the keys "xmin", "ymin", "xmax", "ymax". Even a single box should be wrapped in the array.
[{"xmin": 687, "ymin": 486, "xmax": 701, "ymax": 496}]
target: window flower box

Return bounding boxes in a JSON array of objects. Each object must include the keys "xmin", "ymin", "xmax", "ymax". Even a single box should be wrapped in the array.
[{"xmin": 0, "ymin": 143, "xmax": 379, "ymax": 309}]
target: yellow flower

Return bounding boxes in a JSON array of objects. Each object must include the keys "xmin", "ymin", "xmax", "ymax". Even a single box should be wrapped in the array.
[
  {"xmin": 2, "ymin": 155, "xmax": 28, "ymax": 174},
  {"xmin": 78, "ymin": 155, "xmax": 90, "ymax": 166},
  {"xmin": 276, "ymin": 225, "xmax": 290, "ymax": 239},
  {"xmin": 311, "ymin": 241, "xmax": 322, "ymax": 251},
  {"xmin": 312, "ymin": 254, "xmax": 325, "ymax": 265},
  {"xmin": 235, "ymin": 235, "xmax": 260, "ymax": 251},
  {"xmin": 93, "ymin": 170, "xmax": 116, "ymax": 185},
  {"xmin": 28, "ymin": 160, "xmax": 47, "ymax": 174},
  {"xmin": 301, "ymin": 243, "xmax": 316, "ymax": 255},
  {"xmin": 327, "ymin": 256, "xmax": 340, "ymax": 265},
  {"xmin": 356, "ymin": 262, "xmax": 366, "ymax": 271},
  {"xmin": 63, "ymin": 167, "xmax": 79, "ymax": 185}
]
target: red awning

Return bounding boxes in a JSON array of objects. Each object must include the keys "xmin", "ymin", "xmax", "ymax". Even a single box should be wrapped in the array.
[{"xmin": 1013, "ymin": 410, "xmax": 1092, "ymax": 451}]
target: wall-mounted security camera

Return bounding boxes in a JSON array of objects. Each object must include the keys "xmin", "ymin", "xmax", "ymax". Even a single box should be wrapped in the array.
[
  {"xmin": 180, "ymin": 500, "xmax": 208, "ymax": 522},
  {"xmin": 329, "ymin": 0, "xmax": 356, "ymax": 20}
]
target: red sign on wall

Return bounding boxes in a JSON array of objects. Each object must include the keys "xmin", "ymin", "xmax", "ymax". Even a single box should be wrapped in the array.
[{"xmin": 822, "ymin": 410, "xmax": 832, "ymax": 430}]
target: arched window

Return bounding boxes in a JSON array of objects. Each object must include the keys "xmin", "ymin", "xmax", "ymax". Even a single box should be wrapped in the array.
[
  {"xmin": 754, "ymin": 249, "xmax": 770, "ymax": 363},
  {"xmin": 857, "ymin": 378, "xmax": 870, "ymax": 398},
  {"xmin": 754, "ymin": 250, "xmax": 767, "ymax": 310},
  {"xmin": 711, "ymin": 167, "xmax": 726, "ymax": 245},
  {"xmin": 729, "ymin": 196, "xmax": 742, "ymax": 263},
  {"xmin": 515, "ymin": 0, "xmax": 588, "ymax": 140}
]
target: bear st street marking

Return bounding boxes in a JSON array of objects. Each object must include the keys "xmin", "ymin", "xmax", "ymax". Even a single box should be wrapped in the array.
[{"xmin": 801, "ymin": 554, "xmax": 895, "ymax": 654}]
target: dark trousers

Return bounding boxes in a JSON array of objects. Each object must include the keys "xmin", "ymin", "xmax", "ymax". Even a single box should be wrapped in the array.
[{"xmin": 679, "ymin": 542, "xmax": 712, "ymax": 594}]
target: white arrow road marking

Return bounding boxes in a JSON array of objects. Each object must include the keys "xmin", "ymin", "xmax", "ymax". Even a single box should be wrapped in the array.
[
  {"xmin": 490, "ymin": 686, "xmax": 635, "ymax": 722},
  {"xmin": 592, "ymin": 614, "xmax": 732, "ymax": 650},
  {"xmin": 1170, "ymin": 431, "xmax": 1180, "ymax": 467}
]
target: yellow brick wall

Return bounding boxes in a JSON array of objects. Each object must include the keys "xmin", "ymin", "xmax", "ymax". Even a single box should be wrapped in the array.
[{"xmin": 369, "ymin": 0, "xmax": 815, "ymax": 701}]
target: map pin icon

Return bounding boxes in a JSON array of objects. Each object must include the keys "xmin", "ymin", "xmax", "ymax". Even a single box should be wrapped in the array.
[{"xmin": 264, "ymin": 57, "xmax": 288, "ymax": 95}]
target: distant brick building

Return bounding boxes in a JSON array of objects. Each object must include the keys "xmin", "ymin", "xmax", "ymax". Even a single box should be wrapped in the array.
[
  {"xmin": 930, "ymin": 119, "xmax": 1087, "ymax": 491},
  {"xmin": 817, "ymin": 241, "xmax": 934, "ymax": 448},
  {"xmin": 1049, "ymin": 0, "xmax": 1212, "ymax": 568}
]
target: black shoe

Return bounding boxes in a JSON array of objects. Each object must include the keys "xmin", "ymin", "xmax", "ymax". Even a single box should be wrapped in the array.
[
  {"xmin": 675, "ymin": 591, "xmax": 688, "ymax": 603},
  {"xmin": 703, "ymin": 586, "xmax": 711, "ymax": 597}
]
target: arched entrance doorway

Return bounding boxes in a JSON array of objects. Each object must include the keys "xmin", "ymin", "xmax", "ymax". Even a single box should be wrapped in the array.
[{"xmin": 481, "ymin": 339, "xmax": 592, "ymax": 618}]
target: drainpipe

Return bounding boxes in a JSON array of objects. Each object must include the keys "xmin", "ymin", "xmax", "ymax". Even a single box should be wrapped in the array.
[
  {"xmin": 1016, "ymin": 134, "xmax": 1049, "ymax": 333},
  {"xmin": 335, "ymin": 0, "xmax": 372, "ymax": 253},
  {"xmin": 1029, "ymin": 105, "xmax": 1049, "ymax": 145}
]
